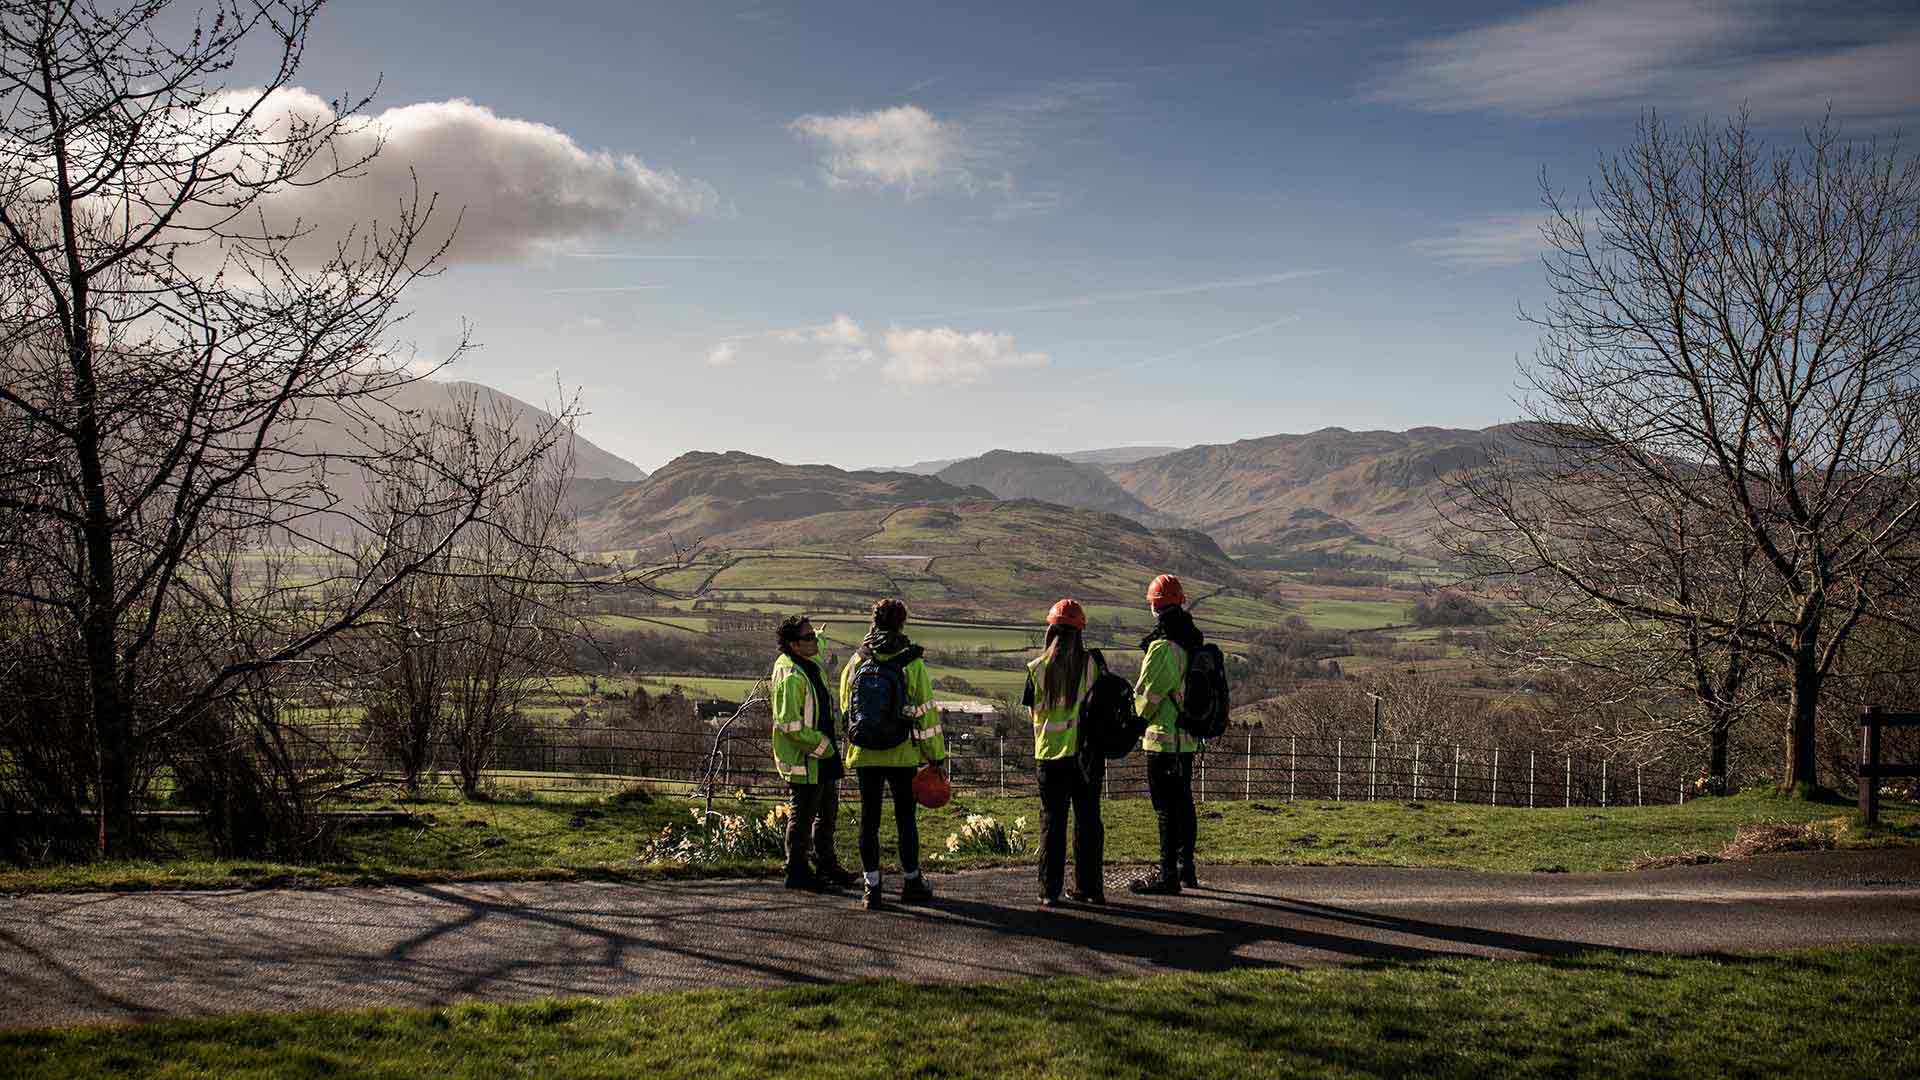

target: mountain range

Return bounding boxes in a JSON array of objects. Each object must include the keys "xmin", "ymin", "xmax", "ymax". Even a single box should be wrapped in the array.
[{"xmin": 305, "ymin": 381, "xmax": 1512, "ymax": 566}]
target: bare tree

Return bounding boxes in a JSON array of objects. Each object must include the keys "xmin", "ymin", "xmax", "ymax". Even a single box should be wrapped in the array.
[
  {"xmin": 1449, "ymin": 113, "xmax": 1920, "ymax": 792},
  {"xmin": 0, "ymin": 1, "xmax": 563, "ymax": 852}
]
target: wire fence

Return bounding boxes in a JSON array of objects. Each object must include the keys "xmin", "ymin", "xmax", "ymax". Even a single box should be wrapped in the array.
[{"xmin": 288, "ymin": 711, "xmax": 1689, "ymax": 808}]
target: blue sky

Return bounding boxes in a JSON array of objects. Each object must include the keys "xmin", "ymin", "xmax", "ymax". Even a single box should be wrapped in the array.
[{"xmin": 273, "ymin": 1, "xmax": 1920, "ymax": 471}]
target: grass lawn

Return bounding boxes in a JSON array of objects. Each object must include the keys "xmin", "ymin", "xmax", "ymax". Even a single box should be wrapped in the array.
[
  {"xmin": 4, "ymin": 789, "xmax": 1912, "ymax": 894},
  {"xmin": 3, "ymin": 947, "xmax": 1914, "ymax": 1078}
]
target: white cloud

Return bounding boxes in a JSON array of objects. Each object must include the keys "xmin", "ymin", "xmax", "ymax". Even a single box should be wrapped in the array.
[
  {"xmin": 779, "ymin": 313, "xmax": 868, "ymax": 348},
  {"xmin": 207, "ymin": 90, "xmax": 713, "ymax": 264},
  {"xmin": 1367, "ymin": 1, "xmax": 1920, "ymax": 120},
  {"xmin": 712, "ymin": 316, "xmax": 1044, "ymax": 385},
  {"xmin": 788, "ymin": 105, "xmax": 957, "ymax": 193},
  {"xmin": 1410, "ymin": 214, "xmax": 1550, "ymax": 269},
  {"xmin": 880, "ymin": 327, "xmax": 1048, "ymax": 386},
  {"xmin": 787, "ymin": 83, "xmax": 1116, "ymax": 205}
]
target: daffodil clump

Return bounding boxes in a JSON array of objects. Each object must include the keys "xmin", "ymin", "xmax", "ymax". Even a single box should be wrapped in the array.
[
  {"xmin": 638, "ymin": 800, "xmax": 789, "ymax": 863},
  {"xmin": 938, "ymin": 814, "xmax": 1030, "ymax": 859}
]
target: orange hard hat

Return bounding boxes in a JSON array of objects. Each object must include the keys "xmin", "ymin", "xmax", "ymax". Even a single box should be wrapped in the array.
[
  {"xmin": 913, "ymin": 764, "xmax": 952, "ymax": 809},
  {"xmin": 1147, "ymin": 574, "xmax": 1186, "ymax": 610},
  {"xmin": 1046, "ymin": 598, "xmax": 1086, "ymax": 629}
]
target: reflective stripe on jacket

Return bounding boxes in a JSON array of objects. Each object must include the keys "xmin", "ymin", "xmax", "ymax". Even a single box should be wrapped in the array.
[
  {"xmin": 1026, "ymin": 654, "xmax": 1095, "ymax": 761},
  {"xmin": 1134, "ymin": 638, "xmax": 1199, "ymax": 754},
  {"xmin": 770, "ymin": 652, "xmax": 836, "ymax": 784},
  {"xmin": 839, "ymin": 649, "xmax": 947, "ymax": 769}
]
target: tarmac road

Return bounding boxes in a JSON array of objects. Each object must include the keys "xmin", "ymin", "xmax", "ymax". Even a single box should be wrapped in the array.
[{"xmin": 3, "ymin": 850, "xmax": 1918, "ymax": 1029}]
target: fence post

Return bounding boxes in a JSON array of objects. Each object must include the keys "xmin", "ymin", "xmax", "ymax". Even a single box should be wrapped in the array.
[
  {"xmin": 1246, "ymin": 728, "xmax": 1254, "ymax": 801},
  {"xmin": 1199, "ymin": 752, "xmax": 1207, "ymax": 802},
  {"xmin": 1529, "ymin": 750, "xmax": 1536, "ymax": 809},
  {"xmin": 1336, "ymin": 738, "xmax": 1343, "ymax": 802},
  {"xmin": 1637, "ymin": 765, "xmax": 1643, "ymax": 807},
  {"xmin": 997, "ymin": 734, "xmax": 1005, "ymax": 798},
  {"xmin": 1453, "ymin": 745, "xmax": 1460, "ymax": 802},
  {"xmin": 1491, "ymin": 747, "xmax": 1500, "ymax": 805},
  {"xmin": 1413, "ymin": 741, "xmax": 1421, "ymax": 802},
  {"xmin": 1566, "ymin": 754, "xmax": 1573, "ymax": 807},
  {"xmin": 1602, "ymin": 759, "xmax": 1609, "ymax": 808},
  {"xmin": 1290, "ymin": 735, "xmax": 1297, "ymax": 803},
  {"xmin": 1862, "ymin": 706, "xmax": 1883, "ymax": 827},
  {"xmin": 1369, "ymin": 740, "xmax": 1377, "ymax": 802}
]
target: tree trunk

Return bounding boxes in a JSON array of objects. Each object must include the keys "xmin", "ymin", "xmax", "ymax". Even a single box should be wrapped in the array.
[
  {"xmin": 1707, "ymin": 707, "xmax": 1731, "ymax": 795},
  {"xmin": 1783, "ymin": 649, "xmax": 1822, "ymax": 792}
]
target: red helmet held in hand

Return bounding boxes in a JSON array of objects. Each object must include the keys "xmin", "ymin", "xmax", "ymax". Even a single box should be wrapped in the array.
[{"xmin": 913, "ymin": 764, "xmax": 951, "ymax": 809}]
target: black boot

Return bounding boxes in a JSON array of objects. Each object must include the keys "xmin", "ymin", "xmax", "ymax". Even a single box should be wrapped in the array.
[
  {"xmin": 1180, "ymin": 864, "xmax": 1200, "ymax": 890},
  {"xmin": 861, "ymin": 879, "xmax": 884, "ymax": 910},
  {"xmin": 815, "ymin": 862, "xmax": 858, "ymax": 890},
  {"xmin": 784, "ymin": 866, "xmax": 823, "ymax": 891},
  {"xmin": 1128, "ymin": 870, "xmax": 1181, "ymax": 896},
  {"xmin": 899, "ymin": 873, "xmax": 934, "ymax": 903}
]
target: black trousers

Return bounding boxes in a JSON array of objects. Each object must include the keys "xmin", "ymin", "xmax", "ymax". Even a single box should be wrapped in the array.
[
  {"xmin": 1145, "ymin": 751, "xmax": 1196, "ymax": 878},
  {"xmin": 1036, "ymin": 757, "xmax": 1105, "ymax": 898},
  {"xmin": 785, "ymin": 780, "xmax": 841, "ymax": 876},
  {"xmin": 856, "ymin": 766, "xmax": 920, "ymax": 874}
]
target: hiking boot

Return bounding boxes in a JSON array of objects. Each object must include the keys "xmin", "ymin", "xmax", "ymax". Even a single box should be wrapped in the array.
[
  {"xmin": 1180, "ymin": 866, "xmax": 1200, "ymax": 890},
  {"xmin": 783, "ymin": 868, "xmax": 823, "ymax": 892},
  {"xmin": 1038, "ymin": 895, "xmax": 1059, "ymax": 908},
  {"xmin": 1128, "ymin": 872, "xmax": 1181, "ymax": 896},
  {"xmin": 861, "ymin": 882, "xmax": 884, "ymax": 910},
  {"xmin": 815, "ymin": 863, "xmax": 859, "ymax": 890},
  {"xmin": 899, "ymin": 874, "xmax": 934, "ymax": 903},
  {"xmin": 1067, "ymin": 889, "xmax": 1107, "ymax": 906}
]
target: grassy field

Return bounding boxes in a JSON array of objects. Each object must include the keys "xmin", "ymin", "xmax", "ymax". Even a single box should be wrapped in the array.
[
  {"xmin": 3, "ymin": 948, "xmax": 1913, "ymax": 1078},
  {"xmin": 5, "ymin": 789, "xmax": 1911, "ymax": 894}
]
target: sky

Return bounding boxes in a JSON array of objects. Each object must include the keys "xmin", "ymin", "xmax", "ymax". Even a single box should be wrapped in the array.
[{"xmin": 255, "ymin": 0, "xmax": 1920, "ymax": 472}]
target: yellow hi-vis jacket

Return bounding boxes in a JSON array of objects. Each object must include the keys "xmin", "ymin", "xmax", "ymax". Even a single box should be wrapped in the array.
[
  {"xmin": 1135, "ymin": 638, "xmax": 1199, "ymax": 754},
  {"xmin": 769, "ymin": 652, "xmax": 837, "ymax": 784},
  {"xmin": 1026, "ymin": 655, "xmax": 1096, "ymax": 761},
  {"xmin": 839, "ymin": 647, "xmax": 947, "ymax": 769}
]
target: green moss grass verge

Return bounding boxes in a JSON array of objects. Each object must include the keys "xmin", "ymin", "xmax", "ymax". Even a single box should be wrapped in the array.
[
  {"xmin": 3, "ymin": 948, "xmax": 1915, "ymax": 1079},
  {"xmin": 5, "ymin": 788, "xmax": 1914, "ymax": 895}
]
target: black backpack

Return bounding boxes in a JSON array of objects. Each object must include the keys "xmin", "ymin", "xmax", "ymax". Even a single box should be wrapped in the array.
[
  {"xmin": 1176, "ymin": 642, "xmax": 1231, "ymax": 740},
  {"xmin": 1078, "ymin": 649, "xmax": 1145, "ymax": 761},
  {"xmin": 846, "ymin": 646, "xmax": 923, "ymax": 750}
]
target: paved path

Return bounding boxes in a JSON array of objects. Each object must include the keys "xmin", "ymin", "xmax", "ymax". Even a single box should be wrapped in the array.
[{"xmin": 5, "ymin": 850, "xmax": 1920, "ymax": 1028}]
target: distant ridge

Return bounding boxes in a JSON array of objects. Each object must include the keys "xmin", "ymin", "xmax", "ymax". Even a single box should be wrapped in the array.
[
  {"xmin": 1057, "ymin": 445, "xmax": 1181, "ymax": 466},
  {"xmin": 1106, "ymin": 425, "xmax": 1520, "ymax": 562},
  {"xmin": 935, "ymin": 450, "xmax": 1169, "ymax": 525},
  {"xmin": 874, "ymin": 444, "xmax": 1182, "ymax": 474}
]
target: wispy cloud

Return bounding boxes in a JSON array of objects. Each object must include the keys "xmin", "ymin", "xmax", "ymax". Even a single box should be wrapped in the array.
[
  {"xmin": 542, "ymin": 283, "xmax": 667, "ymax": 294},
  {"xmin": 1079, "ymin": 315, "xmax": 1302, "ymax": 382},
  {"xmin": 559, "ymin": 252, "xmax": 792, "ymax": 261},
  {"xmin": 1409, "ymin": 214, "xmax": 1549, "ymax": 269},
  {"xmin": 787, "ymin": 81, "xmax": 1120, "ymax": 210},
  {"xmin": 909, "ymin": 269, "xmax": 1325, "ymax": 320},
  {"xmin": 789, "ymin": 105, "xmax": 960, "ymax": 194},
  {"xmin": 1367, "ymin": 0, "xmax": 1920, "ymax": 120}
]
